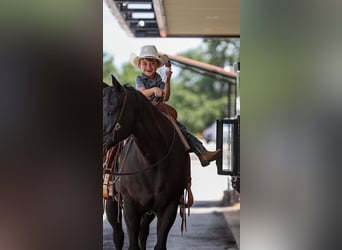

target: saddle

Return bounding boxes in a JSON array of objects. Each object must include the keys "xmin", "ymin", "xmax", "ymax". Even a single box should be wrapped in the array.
[
  {"xmin": 156, "ymin": 102, "xmax": 178, "ymax": 120},
  {"xmin": 103, "ymin": 136, "xmax": 150, "ymax": 200}
]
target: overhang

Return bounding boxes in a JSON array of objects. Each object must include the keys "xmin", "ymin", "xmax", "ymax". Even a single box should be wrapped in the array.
[{"xmin": 105, "ymin": 0, "xmax": 240, "ymax": 38}]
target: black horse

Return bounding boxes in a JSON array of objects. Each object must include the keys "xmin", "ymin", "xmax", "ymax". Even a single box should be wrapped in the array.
[{"xmin": 103, "ymin": 75, "xmax": 190, "ymax": 250}]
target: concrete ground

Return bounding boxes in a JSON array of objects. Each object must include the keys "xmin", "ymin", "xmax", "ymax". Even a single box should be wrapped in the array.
[
  {"xmin": 103, "ymin": 140, "xmax": 240, "ymax": 249},
  {"xmin": 103, "ymin": 201, "xmax": 240, "ymax": 250},
  {"xmin": 189, "ymin": 141, "xmax": 240, "ymax": 249}
]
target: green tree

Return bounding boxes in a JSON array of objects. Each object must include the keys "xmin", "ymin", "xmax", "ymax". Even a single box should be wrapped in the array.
[
  {"xmin": 171, "ymin": 39, "xmax": 240, "ymax": 133},
  {"xmin": 103, "ymin": 52, "xmax": 118, "ymax": 85},
  {"xmin": 103, "ymin": 52, "xmax": 140, "ymax": 87},
  {"xmin": 116, "ymin": 62, "xmax": 140, "ymax": 87}
]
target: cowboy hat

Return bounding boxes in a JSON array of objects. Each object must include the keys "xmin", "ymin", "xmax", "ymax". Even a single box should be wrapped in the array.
[{"xmin": 130, "ymin": 45, "xmax": 169, "ymax": 69}]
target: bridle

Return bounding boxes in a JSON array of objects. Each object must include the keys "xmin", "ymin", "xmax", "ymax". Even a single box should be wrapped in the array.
[{"xmin": 107, "ymin": 86, "xmax": 128, "ymax": 147}]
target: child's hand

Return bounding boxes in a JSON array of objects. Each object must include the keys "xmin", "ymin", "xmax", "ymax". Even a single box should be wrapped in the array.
[
  {"xmin": 165, "ymin": 61, "xmax": 172, "ymax": 80},
  {"xmin": 153, "ymin": 87, "xmax": 163, "ymax": 97},
  {"xmin": 165, "ymin": 70, "xmax": 172, "ymax": 80},
  {"xmin": 165, "ymin": 60, "xmax": 171, "ymax": 68}
]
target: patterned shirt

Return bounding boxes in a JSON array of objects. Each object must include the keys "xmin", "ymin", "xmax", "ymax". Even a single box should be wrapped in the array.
[{"xmin": 135, "ymin": 73, "xmax": 165, "ymax": 101}]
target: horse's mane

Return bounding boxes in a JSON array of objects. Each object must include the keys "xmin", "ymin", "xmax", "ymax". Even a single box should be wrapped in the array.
[
  {"xmin": 123, "ymin": 84, "xmax": 149, "ymax": 105},
  {"xmin": 123, "ymin": 84, "xmax": 168, "ymax": 121},
  {"xmin": 122, "ymin": 84, "xmax": 173, "ymax": 145}
]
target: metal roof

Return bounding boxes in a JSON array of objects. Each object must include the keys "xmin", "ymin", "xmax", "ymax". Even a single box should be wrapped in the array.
[{"xmin": 105, "ymin": 0, "xmax": 240, "ymax": 38}]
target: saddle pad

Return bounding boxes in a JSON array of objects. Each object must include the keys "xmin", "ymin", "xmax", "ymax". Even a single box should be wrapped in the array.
[{"xmin": 118, "ymin": 135, "xmax": 150, "ymax": 173}]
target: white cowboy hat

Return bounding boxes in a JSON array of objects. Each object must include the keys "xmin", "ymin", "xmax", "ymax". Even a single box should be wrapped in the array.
[{"xmin": 130, "ymin": 45, "xmax": 169, "ymax": 69}]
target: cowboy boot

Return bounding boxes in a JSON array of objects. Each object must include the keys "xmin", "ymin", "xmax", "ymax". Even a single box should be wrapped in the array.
[
  {"xmin": 176, "ymin": 121, "xmax": 222, "ymax": 167},
  {"xmin": 184, "ymin": 131, "xmax": 222, "ymax": 167},
  {"xmin": 193, "ymin": 143, "xmax": 222, "ymax": 167}
]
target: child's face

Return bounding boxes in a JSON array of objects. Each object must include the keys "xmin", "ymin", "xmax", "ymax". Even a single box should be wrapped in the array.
[{"xmin": 139, "ymin": 58, "xmax": 160, "ymax": 79}]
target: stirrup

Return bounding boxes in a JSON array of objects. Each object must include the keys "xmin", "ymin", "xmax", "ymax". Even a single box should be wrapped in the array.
[{"xmin": 103, "ymin": 173, "xmax": 114, "ymax": 199}]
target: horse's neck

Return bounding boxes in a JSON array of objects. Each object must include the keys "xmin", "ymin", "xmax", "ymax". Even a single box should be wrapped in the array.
[{"xmin": 135, "ymin": 108, "xmax": 172, "ymax": 157}]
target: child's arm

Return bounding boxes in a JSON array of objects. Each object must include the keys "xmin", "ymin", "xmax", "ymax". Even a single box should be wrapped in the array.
[
  {"xmin": 162, "ymin": 61, "xmax": 172, "ymax": 101},
  {"xmin": 138, "ymin": 86, "xmax": 163, "ymax": 99},
  {"xmin": 136, "ymin": 74, "xmax": 163, "ymax": 99}
]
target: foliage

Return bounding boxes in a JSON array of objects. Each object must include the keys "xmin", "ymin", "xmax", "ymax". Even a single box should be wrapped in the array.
[
  {"xmin": 168, "ymin": 82, "xmax": 228, "ymax": 134},
  {"xmin": 173, "ymin": 39, "xmax": 240, "ymax": 132},
  {"xmin": 117, "ymin": 62, "xmax": 140, "ymax": 87},
  {"xmin": 103, "ymin": 52, "xmax": 140, "ymax": 87},
  {"xmin": 103, "ymin": 52, "xmax": 118, "ymax": 85}
]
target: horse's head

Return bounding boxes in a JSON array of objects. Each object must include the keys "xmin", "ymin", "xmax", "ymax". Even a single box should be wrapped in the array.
[{"xmin": 103, "ymin": 75, "xmax": 136, "ymax": 149}]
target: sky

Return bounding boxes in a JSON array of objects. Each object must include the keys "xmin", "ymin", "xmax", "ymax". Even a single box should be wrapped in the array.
[{"xmin": 103, "ymin": 2, "xmax": 203, "ymax": 68}]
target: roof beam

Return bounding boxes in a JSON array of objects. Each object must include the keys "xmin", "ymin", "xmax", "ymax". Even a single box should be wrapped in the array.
[
  {"xmin": 166, "ymin": 54, "xmax": 237, "ymax": 82},
  {"xmin": 152, "ymin": 0, "xmax": 167, "ymax": 37},
  {"xmin": 105, "ymin": 0, "xmax": 134, "ymax": 37}
]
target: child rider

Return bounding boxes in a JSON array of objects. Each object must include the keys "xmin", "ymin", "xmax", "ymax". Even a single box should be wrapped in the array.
[{"xmin": 130, "ymin": 45, "xmax": 222, "ymax": 167}]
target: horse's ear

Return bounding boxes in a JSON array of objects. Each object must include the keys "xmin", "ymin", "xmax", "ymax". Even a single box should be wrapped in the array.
[{"xmin": 111, "ymin": 74, "xmax": 123, "ymax": 92}]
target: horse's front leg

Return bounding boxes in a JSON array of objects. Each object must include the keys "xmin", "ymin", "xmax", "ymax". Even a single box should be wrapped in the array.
[
  {"xmin": 139, "ymin": 212, "xmax": 155, "ymax": 250},
  {"xmin": 105, "ymin": 199, "xmax": 124, "ymax": 250},
  {"xmin": 154, "ymin": 200, "xmax": 179, "ymax": 250},
  {"xmin": 123, "ymin": 199, "xmax": 143, "ymax": 250}
]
